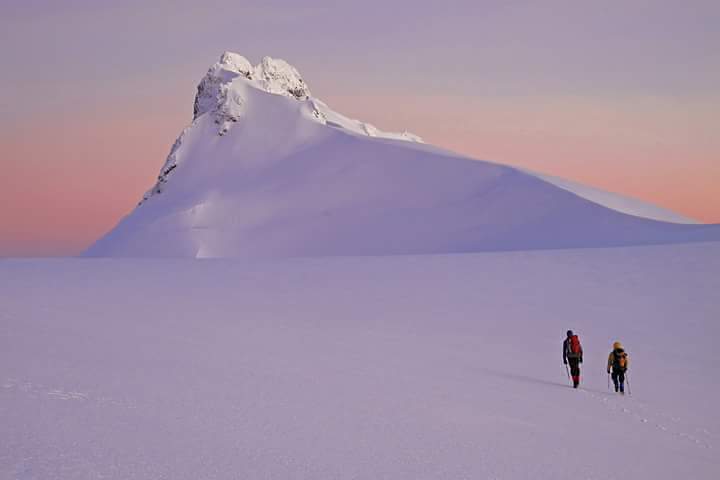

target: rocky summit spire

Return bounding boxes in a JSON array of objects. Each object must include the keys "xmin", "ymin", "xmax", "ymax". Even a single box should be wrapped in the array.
[{"xmin": 193, "ymin": 52, "xmax": 310, "ymax": 132}]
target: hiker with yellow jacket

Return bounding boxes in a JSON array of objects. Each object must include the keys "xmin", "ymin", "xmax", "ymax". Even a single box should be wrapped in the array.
[{"xmin": 607, "ymin": 341, "xmax": 629, "ymax": 394}]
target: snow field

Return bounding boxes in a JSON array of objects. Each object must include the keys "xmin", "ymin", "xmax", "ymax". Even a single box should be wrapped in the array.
[{"xmin": 2, "ymin": 242, "xmax": 719, "ymax": 479}]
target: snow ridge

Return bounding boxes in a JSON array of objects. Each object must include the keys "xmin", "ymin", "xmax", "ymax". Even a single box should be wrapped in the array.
[
  {"xmin": 139, "ymin": 52, "xmax": 423, "ymax": 204},
  {"xmin": 139, "ymin": 125, "xmax": 191, "ymax": 204},
  {"xmin": 142, "ymin": 53, "xmax": 315, "ymax": 204},
  {"xmin": 192, "ymin": 51, "xmax": 419, "ymax": 140}
]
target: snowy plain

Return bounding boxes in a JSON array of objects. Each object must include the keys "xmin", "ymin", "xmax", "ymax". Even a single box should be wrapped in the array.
[{"xmin": 2, "ymin": 242, "xmax": 719, "ymax": 479}]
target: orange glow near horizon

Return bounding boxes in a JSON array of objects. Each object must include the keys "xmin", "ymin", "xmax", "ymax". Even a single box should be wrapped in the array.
[{"xmin": 1, "ymin": 107, "xmax": 187, "ymax": 257}]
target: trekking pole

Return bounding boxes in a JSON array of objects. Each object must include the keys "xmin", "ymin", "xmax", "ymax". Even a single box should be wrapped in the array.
[
  {"xmin": 607, "ymin": 372, "xmax": 610, "ymax": 391},
  {"xmin": 565, "ymin": 364, "xmax": 571, "ymax": 384},
  {"xmin": 626, "ymin": 372, "xmax": 632, "ymax": 396}
]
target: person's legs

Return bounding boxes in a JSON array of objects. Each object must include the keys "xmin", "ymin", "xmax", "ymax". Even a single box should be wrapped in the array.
[
  {"xmin": 569, "ymin": 358, "xmax": 580, "ymax": 387},
  {"xmin": 611, "ymin": 371, "xmax": 619, "ymax": 392},
  {"xmin": 617, "ymin": 370, "xmax": 626, "ymax": 393}
]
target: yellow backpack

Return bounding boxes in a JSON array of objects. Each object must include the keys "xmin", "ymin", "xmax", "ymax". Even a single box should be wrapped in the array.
[{"xmin": 613, "ymin": 350, "xmax": 627, "ymax": 369}]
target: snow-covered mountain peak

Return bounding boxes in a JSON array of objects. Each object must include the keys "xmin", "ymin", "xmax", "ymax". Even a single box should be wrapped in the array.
[
  {"xmin": 194, "ymin": 52, "xmax": 310, "ymax": 121},
  {"xmin": 193, "ymin": 52, "xmax": 311, "ymax": 135},
  {"xmin": 191, "ymin": 51, "xmax": 421, "ymax": 144},
  {"xmin": 140, "ymin": 52, "xmax": 424, "ymax": 205},
  {"xmin": 88, "ymin": 52, "xmax": 720, "ymax": 258}
]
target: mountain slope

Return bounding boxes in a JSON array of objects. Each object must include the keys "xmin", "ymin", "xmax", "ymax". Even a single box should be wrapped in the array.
[{"xmin": 84, "ymin": 53, "xmax": 720, "ymax": 258}]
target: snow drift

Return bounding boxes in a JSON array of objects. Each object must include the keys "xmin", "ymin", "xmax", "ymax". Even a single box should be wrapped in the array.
[{"xmin": 85, "ymin": 52, "xmax": 720, "ymax": 258}]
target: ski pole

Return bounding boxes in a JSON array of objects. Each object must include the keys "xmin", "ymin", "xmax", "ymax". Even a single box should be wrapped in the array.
[
  {"xmin": 565, "ymin": 364, "xmax": 571, "ymax": 384},
  {"xmin": 626, "ymin": 372, "xmax": 631, "ymax": 396},
  {"xmin": 607, "ymin": 372, "xmax": 610, "ymax": 391}
]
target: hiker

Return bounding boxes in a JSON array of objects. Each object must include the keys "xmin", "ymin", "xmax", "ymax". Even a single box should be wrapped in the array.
[
  {"xmin": 563, "ymin": 330, "xmax": 583, "ymax": 388},
  {"xmin": 607, "ymin": 341, "xmax": 629, "ymax": 394}
]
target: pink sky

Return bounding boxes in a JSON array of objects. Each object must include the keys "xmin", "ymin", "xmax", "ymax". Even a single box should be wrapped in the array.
[{"xmin": 1, "ymin": 0, "xmax": 718, "ymax": 256}]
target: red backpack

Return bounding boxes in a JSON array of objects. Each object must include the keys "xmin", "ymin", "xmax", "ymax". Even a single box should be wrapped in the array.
[{"xmin": 568, "ymin": 335, "xmax": 582, "ymax": 357}]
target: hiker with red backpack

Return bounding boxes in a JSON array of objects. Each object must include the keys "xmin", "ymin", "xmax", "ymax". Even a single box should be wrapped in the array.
[
  {"xmin": 607, "ymin": 341, "xmax": 630, "ymax": 394},
  {"xmin": 563, "ymin": 330, "xmax": 583, "ymax": 388}
]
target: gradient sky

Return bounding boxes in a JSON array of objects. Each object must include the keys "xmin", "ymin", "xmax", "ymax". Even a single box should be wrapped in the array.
[{"xmin": 1, "ymin": 0, "xmax": 718, "ymax": 256}]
